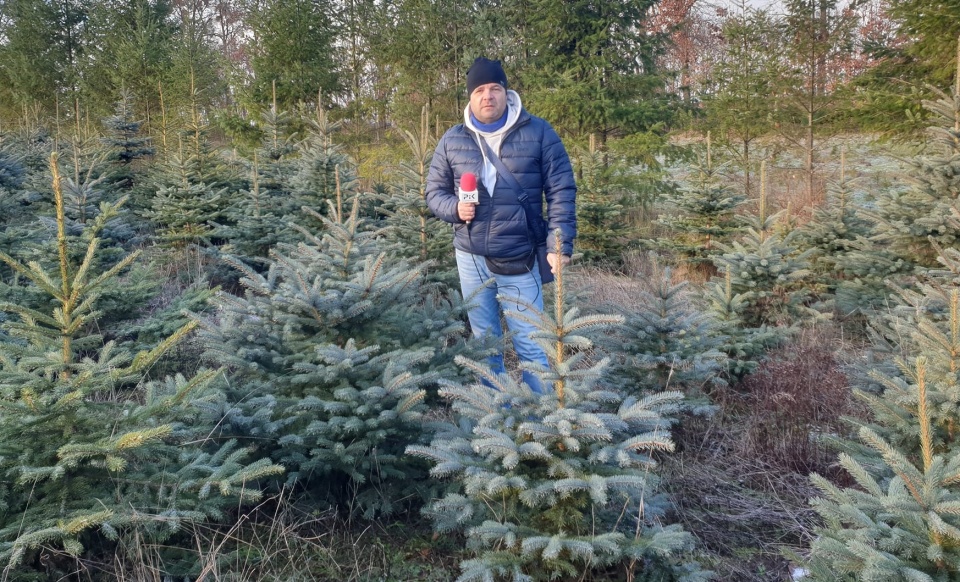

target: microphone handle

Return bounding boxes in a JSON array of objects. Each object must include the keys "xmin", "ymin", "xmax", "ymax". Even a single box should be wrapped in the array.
[{"xmin": 461, "ymin": 197, "xmax": 476, "ymax": 225}]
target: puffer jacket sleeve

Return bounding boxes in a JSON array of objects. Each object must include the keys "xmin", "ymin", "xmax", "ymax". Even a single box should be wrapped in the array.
[
  {"xmin": 425, "ymin": 133, "xmax": 462, "ymax": 224},
  {"xmin": 540, "ymin": 124, "xmax": 577, "ymax": 256}
]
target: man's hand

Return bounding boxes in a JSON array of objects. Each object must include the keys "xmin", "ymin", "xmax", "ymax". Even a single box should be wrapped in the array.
[
  {"xmin": 546, "ymin": 253, "xmax": 571, "ymax": 274},
  {"xmin": 458, "ymin": 201, "xmax": 476, "ymax": 222}
]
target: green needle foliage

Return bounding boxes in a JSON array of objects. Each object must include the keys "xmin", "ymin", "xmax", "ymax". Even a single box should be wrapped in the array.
[
  {"xmin": 808, "ymin": 352, "xmax": 960, "ymax": 580},
  {"xmin": 602, "ymin": 253, "xmax": 727, "ymax": 399},
  {"xmin": 572, "ymin": 138, "xmax": 632, "ymax": 266},
  {"xmin": 199, "ymin": 193, "xmax": 475, "ymax": 518},
  {"xmin": 100, "ymin": 88, "xmax": 154, "ymax": 192},
  {"xmin": 140, "ymin": 87, "xmax": 239, "ymax": 254},
  {"xmin": 378, "ymin": 107, "xmax": 456, "ymax": 286},
  {"xmin": 0, "ymin": 139, "xmax": 26, "ymax": 196},
  {"xmin": 870, "ymin": 82, "xmax": 960, "ymax": 271},
  {"xmin": 288, "ymin": 106, "xmax": 361, "ymax": 230},
  {"xmin": 214, "ymin": 153, "xmax": 287, "ymax": 269},
  {"xmin": 855, "ymin": 246, "xmax": 960, "ymax": 453},
  {"xmin": 795, "ymin": 170, "xmax": 908, "ymax": 318},
  {"xmin": 657, "ymin": 146, "xmax": 745, "ymax": 270},
  {"xmin": 213, "ymin": 103, "xmax": 299, "ymax": 274},
  {"xmin": 704, "ymin": 183, "xmax": 819, "ymax": 380},
  {"xmin": 806, "ymin": 241, "xmax": 960, "ymax": 580},
  {"xmin": 0, "ymin": 139, "xmax": 36, "ymax": 315},
  {"xmin": 0, "ymin": 135, "xmax": 164, "ymax": 363},
  {"xmin": 0, "ymin": 155, "xmax": 282, "ymax": 577},
  {"xmin": 700, "ymin": 268, "xmax": 781, "ymax": 380},
  {"xmin": 711, "ymin": 187, "xmax": 818, "ymax": 329},
  {"xmin": 141, "ymin": 148, "xmax": 229, "ymax": 250},
  {"xmin": 842, "ymin": 72, "xmax": 960, "ymax": 388},
  {"xmin": 409, "ymin": 233, "xmax": 709, "ymax": 582}
]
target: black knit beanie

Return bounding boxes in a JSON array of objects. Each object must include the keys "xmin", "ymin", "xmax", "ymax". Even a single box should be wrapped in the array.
[{"xmin": 466, "ymin": 58, "xmax": 508, "ymax": 94}]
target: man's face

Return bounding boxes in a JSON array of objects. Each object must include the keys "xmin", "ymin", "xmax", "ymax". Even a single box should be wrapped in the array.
[{"xmin": 469, "ymin": 82, "xmax": 507, "ymax": 124}]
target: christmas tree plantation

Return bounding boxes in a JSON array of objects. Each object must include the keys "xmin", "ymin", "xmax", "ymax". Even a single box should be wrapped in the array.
[{"xmin": 0, "ymin": 155, "xmax": 281, "ymax": 578}]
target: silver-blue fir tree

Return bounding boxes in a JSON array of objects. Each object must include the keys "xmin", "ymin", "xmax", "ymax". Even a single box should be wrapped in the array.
[{"xmin": 409, "ymin": 233, "xmax": 710, "ymax": 582}]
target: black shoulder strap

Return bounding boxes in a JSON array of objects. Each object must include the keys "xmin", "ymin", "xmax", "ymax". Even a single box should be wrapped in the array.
[
  {"xmin": 477, "ymin": 138, "xmax": 527, "ymax": 204},
  {"xmin": 476, "ymin": 137, "xmax": 548, "ymax": 249},
  {"xmin": 476, "ymin": 134, "xmax": 555, "ymax": 283}
]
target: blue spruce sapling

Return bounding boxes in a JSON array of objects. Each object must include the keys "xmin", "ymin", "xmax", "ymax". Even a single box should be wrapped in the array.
[
  {"xmin": 198, "ymin": 193, "xmax": 474, "ymax": 518},
  {"xmin": 0, "ymin": 155, "xmax": 281, "ymax": 576},
  {"xmin": 409, "ymin": 232, "xmax": 709, "ymax": 582}
]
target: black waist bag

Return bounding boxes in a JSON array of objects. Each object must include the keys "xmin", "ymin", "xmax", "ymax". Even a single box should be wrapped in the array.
[{"xmin": 485, "ymin": 249, "xmax": 536, "ymax": 275}]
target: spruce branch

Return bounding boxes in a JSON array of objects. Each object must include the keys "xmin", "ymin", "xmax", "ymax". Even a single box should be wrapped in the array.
[{"xmin": 126, "ymin": 321, "xmax": 200, "ymax": 377}]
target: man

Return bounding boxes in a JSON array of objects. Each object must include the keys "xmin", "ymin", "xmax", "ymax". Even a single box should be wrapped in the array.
[{"xmin": 425, "ymin": 57, "xmax": 577, "ymax": 395}]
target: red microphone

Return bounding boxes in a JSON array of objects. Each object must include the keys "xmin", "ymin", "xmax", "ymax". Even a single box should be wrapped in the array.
[{"xmin": 458, "ymin": 172, "xmax": 479, "ymax": 224}]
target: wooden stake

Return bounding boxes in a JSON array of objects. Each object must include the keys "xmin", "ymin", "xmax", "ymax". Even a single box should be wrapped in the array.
[
  {"xmin": 706, "ymin": 131, "xmax": 712, "ymax": 170},
  {"xmin": 955, "ymin": 35, "xmax": 959, "ymax": 133},
  {"xmin": 760, "ymin": 161, "xmax": 767, "ymax": 224},
  {"xmin": 840, "ymin": 145, "xmax": 846, "ymax": 184}
]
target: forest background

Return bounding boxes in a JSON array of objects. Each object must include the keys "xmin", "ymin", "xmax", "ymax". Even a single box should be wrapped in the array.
[{"xmin": 0, "ymin": 0, "xmax": 959, "ymax": 580}]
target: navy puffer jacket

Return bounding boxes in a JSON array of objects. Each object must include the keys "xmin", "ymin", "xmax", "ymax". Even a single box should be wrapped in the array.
[{"xmin": 425, "ymin": 109, "xmax": 577, "ymax": 259}]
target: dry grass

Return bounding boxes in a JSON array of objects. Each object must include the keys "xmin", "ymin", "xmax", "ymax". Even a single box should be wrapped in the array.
[
  {"xmin": 665, "ymin": 439, "xmax": 821, "ymax": 580},
  {"xmin": 663, "ymin": 323, "xmax": 867, "ymax": 581},
  {"xmin": 726, "ymin": 326, "xmax": 864, "ymax": 476},
  {"xmin": 569, "ymin": 266, "xmax": 647, "ymax": 312},
  {"xmin": 569, "ymin": 250, "xmax": 697, "ymax": 311},
  {"xmin": 566, "ymin": 259, "xmax": 868, "ymax": 580},
  {"xmin": 90, "ymin": 493, "xmax": 459, "ymax": 582}
]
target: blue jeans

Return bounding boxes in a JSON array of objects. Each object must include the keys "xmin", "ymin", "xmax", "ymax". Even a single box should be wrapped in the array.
[{"xmin": 456, "ymin": 249, "xmax": 551, "ymax": 394}]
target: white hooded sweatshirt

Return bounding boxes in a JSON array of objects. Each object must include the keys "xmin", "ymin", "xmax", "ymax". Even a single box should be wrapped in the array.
[{"xmin": 463, "ymin": 89, "xmax": 523, "ymax": 197}]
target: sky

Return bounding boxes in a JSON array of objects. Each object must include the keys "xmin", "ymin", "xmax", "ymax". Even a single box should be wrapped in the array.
[{"xmin": 702, "ymin": 0, "xmax": 787, "ymax": 14}]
